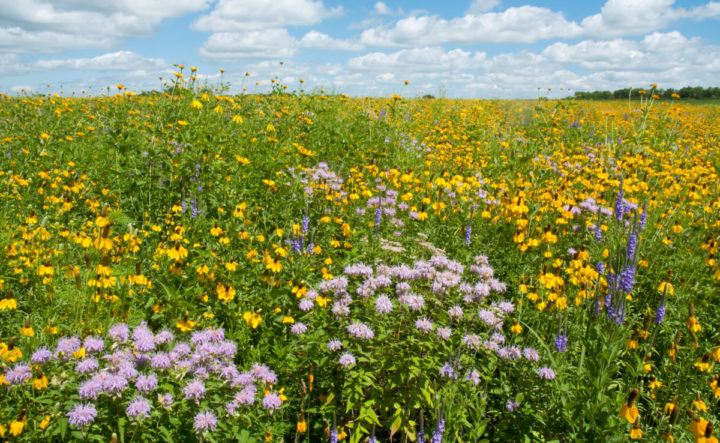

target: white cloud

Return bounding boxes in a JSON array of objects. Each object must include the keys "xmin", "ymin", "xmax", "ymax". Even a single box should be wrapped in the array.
[
  {"xmin": 542, "ymin": 32, "xmax": 718, "ymax": 73},
  {"xmin": 681, "ymin": 1, "xmax": 720, "ymax": 19},
  {"xmin": 374, "ymin": 2, "xmax": 392, "ymax": 15},
  {"xmin": 199, "ymin": 29, "xmax": 298, "ymax": 61},
  {"xmin": 0, "ymin": 0, "xmax": 211, "ymax": 53},
  {"xmin": 348, "ymin": 47, "xmax": 486, "ymax": 72},
  {"xmin": 581, "ymin": 0, "xmax": 720, "ymax": 37},
  {"xmin": 467, "ymin": 0, "xmax": 501, "ymax": 14},
  {"xmin": 358, "ymin": 7, "xmax": 583, "ymax": 47},
  {"xmin": 0, "ymin": 51, "xmax": 165, "ymax": 75},
  {"xmin": 581, "ymin": 0, "xmax": 677, "ymax": 37},
  {"xmin": 35, "ymin": 51, "xmax": 166, "ymax": 71},
  {"xmin": 299, "ymin": 31, "xmax": 363, "ymax": 51},
  {"xmin": 191, "ymin": 0, "xmax": 342, "ymax": 32}
]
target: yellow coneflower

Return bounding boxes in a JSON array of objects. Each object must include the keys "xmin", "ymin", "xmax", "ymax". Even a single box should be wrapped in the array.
[
  {"xmin": 176, "ymin": 314, "xmax": 196, "ymax": 332},
  {"xmin": 620, "ymin": 388, "xmax": 640, "ymax": 423}
]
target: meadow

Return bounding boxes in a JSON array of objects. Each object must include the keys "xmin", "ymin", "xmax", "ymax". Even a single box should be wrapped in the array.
[{"xmin": 1, "ymin": 72, "xmax": 719, "ymax": 442}]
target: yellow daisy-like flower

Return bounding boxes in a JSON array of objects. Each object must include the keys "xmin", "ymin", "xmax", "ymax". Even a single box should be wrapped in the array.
[
  {"xmin": 176, "ymin": 317, "xmax": 196, "ymax": 332},
  {"xmin": 39, "ymin": 414, "xmax": 53, "ymax": 429},
  {"xmin": 243, "ymin": 312, "xmax": 262, "ymax": 329},
  {"xmin": 657, "ymin": 281, "xmax": 674, "ymax": 295},
  {"xmin": 620, "ymin": 389, "xmax": 639, "ymax": 424}
]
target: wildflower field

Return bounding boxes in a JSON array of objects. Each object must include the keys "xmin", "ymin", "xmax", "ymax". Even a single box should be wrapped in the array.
[{"xmin": 1, "ymin": 76, "xmax": 719, "ymax": 442}]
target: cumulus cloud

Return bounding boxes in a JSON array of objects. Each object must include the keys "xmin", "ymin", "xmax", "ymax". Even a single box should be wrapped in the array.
[
  {"xmin": 299, "ymin": 31, "xmax": 363, "ymax": 51},
  {"xmin": 348, "ymin": 47, "xmax": 486, "ymax": 72},
  {"xmin": 191, "ymin": 0, "xmax": 342, "ymax": 31},
  {"xmin": 0, "ymin": 51, "xmax": 165, "ymax": 75},
  {"xmin": 358, "ymin": 7, "xmax": 583, "ymax": 47},
  {"xmin": 199, "ymin": 29, "xmax": 299, "ymax": 61},
  {"xmin": 374, "ymin": 2, "xmax": 392, "ymax": 15},
  {"xmin": 0, "ymin": 0, "xmax": 212, "ymax": 53},
  {"xmin": 35, "ymin": 51, "xmax": 166, "ymax": 71},
  {"xmin": 467, "ymin": 0, "xmax": 501, "ymax": 14},
  {"xmin": 542, "ymin": 31, "xmax": 719, "ymax": 73},
  {"xmin": 581, "ymin": 0, "xmax": 678, "ymax": 37}
]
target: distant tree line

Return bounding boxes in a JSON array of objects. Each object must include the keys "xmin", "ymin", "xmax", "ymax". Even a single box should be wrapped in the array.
[{"xmin": 571, "ymin": 86, "xmax": 720, "ymax": 100}]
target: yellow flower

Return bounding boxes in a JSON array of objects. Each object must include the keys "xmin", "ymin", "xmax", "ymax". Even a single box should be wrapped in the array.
[
  {"xmin": 243, "ymin": 312, "xmax": 262, "ymax": 329},
  {"xmin": 692, "ymin": 397, "xmax": 707, "ymax": 411},
  {"xmin": 191, "ymin": 99, "xmax": 202, "ymax": 109},
  {"xmin": 20, "ymin": 325, "xmax": 34, "ymax": 336},
  {"xmin": 664, "ymin": 400, "xmax": 677, "ymax": 414},
  {"xmin": 265, "ymin": 258, "xmax": 282, "ymax": 273},
  {"xmin": 695, "ymin": 356, "xmax": 712, "ymax": 372},
  {"xmin": 10, "ymin": 419, "xmax": 25, "ymax": 437},
  {"xmin": 657, "ymin": 281, "xmax": 674, "ymax": 295},
  {"xmin": 510, "ymin": 322, "xmax": 523, "ymax": 334},
  {"xmin": 688, "ymin": 317, "xmax": 702, "ymax": 333},
  {"xmin": 216, "ymin": 284, "xmax": 236, "ymax": 303},
  {"xmin": 33, "ymin": 375, "xmax": 48, "ymax": 390},
  {"xmin": 690, "ymin": 417, "xmax": 709, "ymax": 438},
  {"xmin": 0, "ymin": 297, "xmax": 18, "ymax": 310},
  {"xmin": 620, "ymin": 389, "xmax": 639, "ymax": 423},
  {"xmin": 73, "ymin": 347, "xmax": 86, "ymax": 360},
  {"xmin": 39, "ymin": 415, "xmax": 51, "ymax": 429},
  {"xmin": 630, "ymin": 423, "xmax": 642, "ymax": 439},
  {"xmin": 176, "ymin": 317, "xmax": 196, "ymax": 332},
  {"xmin": 297, "ymin": 420, "xmax": 307, "ymax": 433},
  {"xmin": 282, "ymin": 315, "xmax": 295, "ymax": 324},
  {"xmin": 620, "ymin": 403, "xmax": 639, "ymax": 423}
]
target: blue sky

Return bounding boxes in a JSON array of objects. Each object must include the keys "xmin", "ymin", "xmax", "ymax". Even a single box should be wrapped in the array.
[{"xmin": 1, "ymin": 0, "xmax": 719, "ymax": 98}]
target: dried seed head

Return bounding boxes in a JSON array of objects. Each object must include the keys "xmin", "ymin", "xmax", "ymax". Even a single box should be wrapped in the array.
[
  {"xmin": 669, "ymin": 404, "xmax": 679, "ymax": 424},
  {"xmin": 628, "ymin": 388, "xmax": 639, "ymax": 406}
]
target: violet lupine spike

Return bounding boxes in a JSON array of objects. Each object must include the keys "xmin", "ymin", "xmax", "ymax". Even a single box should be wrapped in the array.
[
  {"xmin": 626, "ymin": 229, "xmax": 637, "ymax": 259},
  {"xmin": 554, "ymin": 332, "xmax": 567, "ymax": 353},
  {"xmin": 604, "ymin": 291, "xmax": 614, "ymax": 317},
  {"xmin": 639, "ymin": 201, "xmax": 647, "ymax": 230},
  {"xmin": 594, "ymin": 221, "xmax": 602, "ymax": 243},
  {"xmin": 465, "ymin": 220, "xmax": 472, "ymax": 247},
  {"xmin": 431, "ymin": 413, "xmax": 445, "ymax": 443},
  {"xmin": 614, "ymin": 301, "xmax": 626, "ymax": 325},
  {"xmin": 375, "ymin": 205, "xmax": 383, "ymax": 238},
  {"xmin": 655, "ymin": 296, "xmax": 666, "ymax": 324},
  {"xmin": 614, "ymin": 179, "xmax": 624, "ymax": 221},
  {"xmin": 307, "ymin": 241, "xmax": 314, "ymax": 255},
  {"xmin": 290, "ymin": 237, "xmax": 301, "ymax": 254},
  {"xmin": 619, "ymin": 265, "xmax": 636, "ymax": 293},
  {"xmin": 302, "ymin": 215, "xmax": 309, "ymax": 237},
  {"xmin": 190, "ymin": 198, "xmax": 197, "ymax": 218}
]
